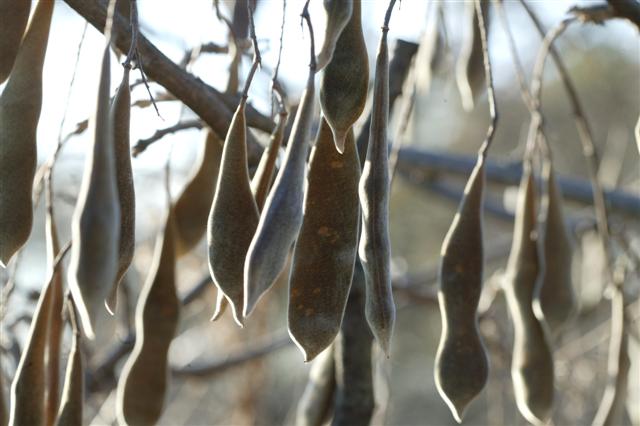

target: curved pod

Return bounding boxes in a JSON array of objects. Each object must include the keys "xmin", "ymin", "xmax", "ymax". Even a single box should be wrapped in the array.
[{"xmin": 316, "ymin": 0, "xmax": 353, "ymax": 71}]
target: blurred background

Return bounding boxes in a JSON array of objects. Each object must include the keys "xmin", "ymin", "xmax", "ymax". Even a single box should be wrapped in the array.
[{"xmin": 0, "ymin": 0, "xmax": 639, "ymax": 425}]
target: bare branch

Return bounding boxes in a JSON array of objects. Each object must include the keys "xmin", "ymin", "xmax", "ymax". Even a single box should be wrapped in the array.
[{"xmin": 132, "ymin": 120, "xmax": 203, "ymax": 157}]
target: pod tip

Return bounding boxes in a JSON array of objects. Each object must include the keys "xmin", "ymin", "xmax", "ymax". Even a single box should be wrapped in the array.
[
  {"xmin": 104, "ymin": 299, "xmax": 116, "ymax": 316},
  {"xmin": 332, "ymin": 129, "xmax": 348, "ymax": 154}
]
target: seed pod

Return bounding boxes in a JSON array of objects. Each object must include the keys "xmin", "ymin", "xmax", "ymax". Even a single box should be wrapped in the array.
[
  {"xmin": 434, "ymin": 156, "xmax": 489, "ymax": 423},
  {"xmin": 503, "ymin": 163, "xmax": 554, "ymax": 426},
  {"xmin": 55, "ymin": 298, "xmax": 84, "ymax": 426},
  {"xmin": 0, "ymin": 366, "xmax": 7, "ymax": 426},
  {"xmin": 316, "ymin": 0, "xmax": 353, "ymax": 71},
  {"xmin": 210, "ymin": 288, "xmax": 228, "ymax": 322},
  {"xmin": 250, "ymin": 111, "xmax": 288, "ymax": 211},
  {"xmin": 288, "ymin": 119, "xmax": 360, "ymax": 362},
  {"xmin": 67, "ymin": 46, "xmax": 121, "ymax": 339},
  {"xmin": 0, "ymin": 0, "xmax": 54, "ymax": 267},
  {"xmin": 207, "ymin": 101, "xmax": 260, "ymax": 326},
  {"xmin": 358, "ymin": 29, "xmax": 395, "ymax": 357},
  {"xmin": 175, "ymin": 130, "xmax": 223, "ymax": 257},
  {"xmin": 295, "ymin": 346, "xmax": 336, "ymax": 426},
  {"xmin": 117, "ymin": 208, "xmax": 180, "ymax": 426},
  {"xmin": 319, "ymin": 0, "xmax": 368, "ymax": 153},
  {"xmin": 106, "ymin": 66, "xmax": 136, "ymax": 316},
  {"xmin": 533, "ymin": 158, "xmax": 576, "ymax": 336},
  {"xmin": 244, "ymin": 71, "xmax": 315, "ymax": 318},
  {"xmin": 0, "ymin": 0, "xmax": 31, "ymax": 83},
  {"xmin": 456, "ymin": 0, "xmax": 489, "ymax": 112}
]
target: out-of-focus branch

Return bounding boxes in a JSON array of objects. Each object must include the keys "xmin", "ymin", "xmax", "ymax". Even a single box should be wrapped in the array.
[{"xmin": 131, "ymin": 119, "xmax": 204, "ymax": 157}]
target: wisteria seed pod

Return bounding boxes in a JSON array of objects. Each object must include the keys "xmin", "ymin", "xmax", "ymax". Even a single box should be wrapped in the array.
[
  {"xmin": 434, "ymin": 156, "xmax": 489, "ymax": 423},
  {"xmin": 0, "ymin": 0, "xmax": 54, "ymax": 267},
  {"xmin": 316, "ymin": 0, "xmax": 353, "ymax": 71},
  {"xmin": 319, "ymin": 0, "xmax": 368, "ymax": 153},
  {"xmin": 295, "ymin": 346, "xmax": 336, "ymax": 426},
  {"xmin": 288, "ymin": 119, "xmax": 360, "ymax": 362},
  {"xmin": 55, "ymin": 299, "xmax": 84, "ymax": 426},
  {"xmin": 207, "ymin": 101, "xmax": 260, "ymax": 326},
  {"xmin": 0, "ymin": 0, "xmax": 31, "ymax": 83}
]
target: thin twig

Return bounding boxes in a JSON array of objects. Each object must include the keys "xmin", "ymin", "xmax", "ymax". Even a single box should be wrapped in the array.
[
  {"xmin": 475, "ymin": 0, "xmax": 498, "ymax": 158},
  {"xmin": 301, "ymin": 1, "xmax": 317, "ymax": 72},
  {"xmin": 271, "ymin": 0, "xmax": 287, "ymax": 114},
  {"xmin": 240, "ymin": 0, "xmax": 262, "ymax": 100},
  {"xmin": 132, "ymin": 120, "xmax": 203, "ymax": 157}
]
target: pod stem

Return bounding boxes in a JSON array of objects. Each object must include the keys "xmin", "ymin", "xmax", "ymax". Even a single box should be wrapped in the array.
[
  {"xmin": 382, "ymin": 0, "xmax": 397, "ymax": 31},
  {"xmin": 241, "ymin": 0, "xmax": 262, "ymax": 100},
  {"xmin": 475, "ymin": 0, "xmax": 498, "ymax": 159},
  {"xmin": 301, "ymin": 0, "xmax": 317, "ymax": 73}
]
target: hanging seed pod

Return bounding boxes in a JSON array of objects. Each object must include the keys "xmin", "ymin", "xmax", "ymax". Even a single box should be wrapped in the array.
[
  {"xmin": 456, "ymin": 0, "xmax": 489, "ymax": 112},
  {"xmin": 533, "ymin": 158, "xmax": 576, "ymax": 336},
  {"xmin": 295, "ymin": 346, "xmax": 336, "ymax": 426},
  {"xmin": 503, "ymin": 162, "xmax": 554, "ymax": 426},
  {"xmin": 358, "ymin": 26, "xmax": 395, "ymax": 357},
  {"xmin": 316, "ymin": 0, "xmax": 353, "ymax": 71},
  {"xmin": 434, "ymin": 156, "xmax": 489, "ymax": 423},
  {"xmin": 319, "ymin": 0, "xmax": 368, "ymax": 153},
  {"xmin": 207, "ymin": 101, "xmax": 260, "ymax": 326},
  {"xmin": 0, "ymin": 0, "xmax": 54, "ymax": 267},
  {"xmin": 0, "ymin": 368, "xmax": 6, "ymax": 426},
  {"xmin": 106, "ymin": 66, "xmax": 135, "ymax": 316},
  {"xmin": 55, "ymin": 298, "xmax": 84, "ymax": 426},
  {"xmin": 175, "ymin": 130, "xmax": 223, "ymax": 257},
  {"xmin": 117, "ymin": 208, "xmax": 180, "ymax": 426},
  {"xmin": 67, "ymin": 46, "xmax": 121, "ymax": 339},
  {"xmin": 288, "ymin": 119, "xmax": 360, "ymax": 362},
  {"xmin": 244, "ymin": 70, "xmax": 316, "ymax": 318},
  {"xmin": 0, "ymin": 0, "xmax": 31, "ymax": 83},
  {"xmin": 250, "ymin": 111, "xmax": 288, "ymax": 211}
]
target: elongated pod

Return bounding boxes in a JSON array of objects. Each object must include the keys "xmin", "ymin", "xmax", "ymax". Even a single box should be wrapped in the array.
[
  {"xmin": 296, "ymin": 347, "xmax": 336, "ymax": 426},
  {"xmin": 0, "ymin": 0, "xmax": 31, "ymax": 83},
  {"xmin": 0, "ymin": 0, "xmax": 54, "ymax": 267},
  {"xmin": 358, "ymin": 28, "xmax": 395, "ymax": 357},
  {"xmin": 316, "ymin": 0, "xmax": 353, "ymax": 71},
  {"xmin": 106, "ymin": 66, "xmax": 136, "ymax": 315},
  {"xmin": 503, "ymin": 163, "xmax": 554, "ymax": 425},
  {"xmin": 320, "ymin": 0, "xmax": 368, "ymax": 153},
  {"xmin": 67, "ymin": 46, "xmax": 120, "ymax": 339},
  {"xmin": 55, "ymin": 299, "xmax": 84, "ymax": 426},
  {"xmin": 0, "ymin": 367, "xmax": 6, "ymax": 426},
  {"xmin": 533, "ymin": 158, "xmax": 576, "ymax": 336},
  {"xmin": 434, "ymin": 156, "xmax": 489, "ymax": 423},
  {"xmin": 244, "ymin": 71, "xmax": 315, "ymax": 318},
  {"xmin": 117, "ymin": 208, "xmax": 180, "ymax": 426},
  {"xmin": 207, "ymin": 101, "xmax": 260, "ymax": 326},
  {"xmin": 456, "ymin": 0, "xmax": 489, "ymax": 112},
  {"xmin": 250, "ymin": 111, "xmax": 288, "ymax": 211},
  {"xmin": 289, "ymin": 119, "xmax": 360, "ymax": 362},
  {"xmin": 175, "ymin": 130, "xmax": 223, "ymax": 256}
]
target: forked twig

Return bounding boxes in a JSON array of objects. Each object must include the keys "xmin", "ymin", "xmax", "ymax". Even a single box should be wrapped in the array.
[{"xmin": 132, "ymin": 120, "xmax": 204, "ymax": 157}]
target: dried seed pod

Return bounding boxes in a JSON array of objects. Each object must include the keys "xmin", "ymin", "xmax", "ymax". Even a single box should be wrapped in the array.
[
  {"xmin": 358, "ymin": 28, "xmax": 395, "ymax": 357},
  {"xmin": 533, "ymin": 158, "xmax": 576, "ymax": 336},
  {"xmin": 67, "ymin": 46, "xmax": 121, "ymax": 340},
  {"xmin": 0, "ymin": 0, "xmax": 31, "ymax": 83},
  {"xmin": 319, "ymin": 0, "xmax": 368, "ymax": 153},
  {"xmin": 207, "ymin": 101, "xmax": 260, "ymax": 326},
  {"xmin": 0, "ymin": 0, "xmax": 54, "ymax": 267},
  {"xmin": 106, "ymin": 66, "xmax": 136, "ymax": 316},
  {"xmin": 503, "ymin": 163, "xmax": 554, "ymax": 425},
  {"xmin": 434, "ymin": 156, "xmax": 489, "ymax": 423},
  {"xmin": 175, "ymin": 130, "xmax": 223, "ymax": 256},
  {"xmin": 288, "ymin": 119, "xmax": 360, "ymax": 362},
  {"xmin": 295, "ymin": 346, "xmax": 336, "ymax": 426},
  {"xmin": 250, "ymin": 111, "xmax": 288, "ymax": 211},
  {"xmin": 456, "ymin": 0, "xmax": 489, "ymax": 112},
  {"xmin": 117, "ymin": 208, "xmax": 180, "ymax": 426},
  {"xmin": 316, "ymin": 0, "xmax": 353, "ymax": 71},
  {"xmin": 244, "ymin": 71, "xmax": 316, "ymax": 318},
  {"xmin": 55, "ymin": 298, "xmax": 84, "ymax": 426}
]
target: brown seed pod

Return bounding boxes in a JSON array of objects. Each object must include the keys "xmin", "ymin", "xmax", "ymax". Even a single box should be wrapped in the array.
[
  {"xmin": 55, "ymin": 298, "xmax": 84, "ymax": 426},
  {"xmin": 315, "ymin": 0, "xmax": 353, "ymax": 71},
  {"xmin": 319, "ymin": 0, "xmax": 368, "ymax": 153},
  {"xmin": 67, "ymin": 46, "xmax": 121, "ymax": 340},
  {"xmin": 295, "ymin": 346, "xmax": 336, "ymax": 426},
  {"xmin": 503, "ymin": 162, "xmax": 554, "ymax": 426},
  {"xmin": 533, "ymin": 158, "xmax": 576, "ymax": 336},
  {"xmin": 0, "ymin": 0, "xmax": 54, "ymax": 267},
  {"xmin": 106, "ymin": 66, "xmax": 136, "ymax": 316},
  {"xmin": 288, "ymin": 119, "xmax": 360, "ymax": 362},
  {"xmin": 175, "ymin": 130, "xmax": 223, "ymax": 257},
  {"xmin": 456, "ymin": 0, "xmax": 489, "ymax": 112},
  {"xmin": 434, "ymin": 156, "xmax": 489, "ymax": 423},
  {"xmin": 250, "ymin": 111, "xmax": 288, "ymax": 211},
  {"xmin": 244, "ymin": 70, "xmax": 316, "ymax": 318},
  {"xmin": 0, "ymin": 0, "xmax": 31, "ymax": 83},
  {"xmin": 207, "ymin": 101, "xmax": 260, "ymax": 326},
  {"xmin": 117, "ymin": 208, "xmax": 180, "ymax": 426},
  {"xmin": 358, "ymin": 28, "xmax": 395, "ymax": 357}
]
